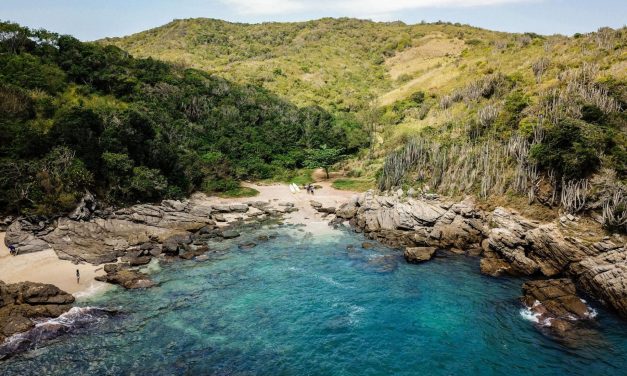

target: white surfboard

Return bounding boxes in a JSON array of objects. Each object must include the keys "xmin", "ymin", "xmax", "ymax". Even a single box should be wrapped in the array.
[
  {"xmin": 294, "ymin": 184, "xmax": 300, "ymax": 192},
  {"xmin": 289, "ymin": 184, "xmax": 296, "ymax": 193}
]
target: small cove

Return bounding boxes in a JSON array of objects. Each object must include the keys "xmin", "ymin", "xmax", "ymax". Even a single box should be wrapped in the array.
[{"xmin": 2, "ymin": 224, "xmax": 627, "ymax": 376}]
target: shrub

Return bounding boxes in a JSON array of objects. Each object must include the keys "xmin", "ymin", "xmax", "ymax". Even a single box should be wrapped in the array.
[{"xmin": 529, "ymin": 119, "xmax": 601, "ymax": 180}]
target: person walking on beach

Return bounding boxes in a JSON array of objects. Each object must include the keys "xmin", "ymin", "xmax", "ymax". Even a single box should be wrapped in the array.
[
  {"xmin": 76, "ymin": 269, "xmax": 80, "ymax": 284},
  {"xmin": 8, "ymin": 244, "xmax": 16, "ymax": 256}
]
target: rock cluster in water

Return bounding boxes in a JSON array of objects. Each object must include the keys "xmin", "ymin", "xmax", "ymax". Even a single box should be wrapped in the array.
[{"xmin": 333, "ymin": 190, "xmax": 626, "ymax": 328}]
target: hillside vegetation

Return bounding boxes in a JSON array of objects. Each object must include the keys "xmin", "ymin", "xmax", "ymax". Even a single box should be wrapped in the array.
[
  {"xmin": 106, "ymin": 18, "xmax": 626, "ymax": 230},
  {"xmin": 0, "ymin": 21, "xmax": 361, "ymax": 216}
]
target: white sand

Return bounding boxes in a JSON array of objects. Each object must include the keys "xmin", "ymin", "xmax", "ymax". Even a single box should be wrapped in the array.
[
  {"xmin": 200, "ymin": 180, "xmax": 358, "ymax": 235},
  {"xmin": 0, "ymin": 232, "xmax": 108, "ymax": 297},
  {"xmin": 0, "ymin": 175, "xmax": 359, "ymax": 296}
]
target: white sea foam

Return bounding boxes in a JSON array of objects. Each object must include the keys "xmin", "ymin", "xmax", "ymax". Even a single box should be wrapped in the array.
[
  {"xmin": 319, "ymin": 275, "xmax": 344, "ymax": 287},
  {"xmin": 348, "ymin": 304, "xmax": 365, "ymax": 325},
  {"xmin": 519, "ymin": 307, "xmax": 541, "ymax": 324},
  {"xmin": 140, "ymin": 258, "xmax": 162, "ymax": 274},
  {"xmin": 74, "ymin": 282, "xmax": 112, "ymax": 300}
]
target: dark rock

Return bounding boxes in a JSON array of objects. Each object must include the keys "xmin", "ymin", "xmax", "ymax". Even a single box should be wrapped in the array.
[
  {"xmin": 480, "ymin": 251, "xmax": 514, "ymax": 277},
  {"xmin": 221, "ymin": 229, "xmax": 241, "ymax": 239},
  {"xmin": 179, "ymin": 245, "xmax": 209, "ymax": 260},
  {"xmin": 522, "ymin": 279, "xmax": 592, "ymax": 319},
  {"xmin": 127, "ymin": 256, "xmax": 152, "ymax": 266},
  {"xmin": 404, "ymin": 247, "xmax": 437, "ymax": 263},
  {"xmin": 95, "ymin": 266, "xmax": 154, "ymax": 289},
  {"xmin": 0, "ymin": 281, "xmax": 74, "ymax": 344},
  {"xmin": 238, "ymin": 241, "xmax": 257, "ymax": 250},
  {"xmin": 521, "ymin": 279, "xmax": 597, "ymax": 341},
  {"xmin": 68, "ymin": 192, "xmax": 97, "ymax": 221}
]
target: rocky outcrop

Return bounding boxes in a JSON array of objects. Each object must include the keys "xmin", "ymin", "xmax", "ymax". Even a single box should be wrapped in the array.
[
  {"xmin": 340, "ymin": 190, "xmax": 627, "ymax": 320},
  {"xmin": 0, "ymin": 281, "xmax": 74, "ymax": 344},
  {"xmin": 571, "ymin": 248, "xmax": 627, "ymax": 318},
  {"xmin": 404, "ymin": 247, "xmax": 436, "ymax": 263},
  {"xmin": 521, "ymin": 279, "xmax": 597, "ymax": 340},
  {"xmin": 4, "ymin": 196, "xmax": 280, "ymax": 265},
  {"xmin": 4, "ymin": 219, "xmax": 53, "ymax": 254},
  {"xmin": 347, "ymin": 191, "xmax": 485, "ymax": 250},
  {"xmin": 95, "ymin": 264, "xmax": 155, "ymax": 289}
]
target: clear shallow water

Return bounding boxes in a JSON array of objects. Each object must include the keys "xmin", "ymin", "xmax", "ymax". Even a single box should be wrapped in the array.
[{"xmin": 2, "ymin": 224, "xmax": 627, "ymax": 375}]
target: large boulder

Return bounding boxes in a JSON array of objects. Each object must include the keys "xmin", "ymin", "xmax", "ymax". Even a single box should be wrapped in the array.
[
  {"xmin": 521, "ymin": 279, "xmax": 597, "ymax": 341},
  {"xmin": 336, "ymin": 202, "xmax": 358, "ymax": 220},
  {"xmin": 0, "ymin": 281, "xmax": 74, "ymax": 344},
  {"xmin": 95, "ymin": 264, "xmax": 154, "ymax": 289},
  {"xmin": 404, "ymin": 247, "xmax": 437, "ymax": 263},
  {"xmin": 522, "ymin": 279, "xmax": 592, "ymax": 319},
  {"xmin": 68, "ymin": 192, "xmax": 97, "ymax": 221},
  {"xmin": 4, "ymin": 220, "xmax": 52, "ymax": 255},
  {"xmin": 486, "ymin": 228, "xmax": 539, "ymax": 275}
]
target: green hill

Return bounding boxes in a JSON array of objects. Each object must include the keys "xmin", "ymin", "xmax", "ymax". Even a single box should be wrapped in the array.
[
  {"xmin": 0, "ymin": 21, "xmax": 358, "ymax": 215},
  {"xmin": 105, "ymin": 18, "xmax": 626, "ymax": 230}
]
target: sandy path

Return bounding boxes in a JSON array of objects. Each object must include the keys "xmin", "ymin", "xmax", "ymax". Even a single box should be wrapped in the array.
[
  {"xmin": 0, "ymin": 232, "xmax": 108, "ymax": 297},
  {"xmin": 0, "ymin": 178, "xmax": 358, "ymax": 297}
]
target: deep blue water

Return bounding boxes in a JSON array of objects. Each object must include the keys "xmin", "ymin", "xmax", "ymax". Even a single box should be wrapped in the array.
[{"xmin": 2, "ymin": 224, "xmax": 627, "ymax": 375}]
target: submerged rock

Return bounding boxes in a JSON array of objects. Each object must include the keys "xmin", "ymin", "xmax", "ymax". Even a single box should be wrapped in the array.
[
  {"xmin": 221, "ymin": 229, "xmax": 241, "ymax": 239},
  {"xmin": 238, "ymin": 241, "xmax": 257, "ymax": 250}
]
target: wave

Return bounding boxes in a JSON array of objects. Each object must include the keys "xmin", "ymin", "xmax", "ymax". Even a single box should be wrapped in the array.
[
  {"xmin": 0, "ymin": 307, "xmax": 116, "ymax": 360},
  {"xmin": 73, "ymin": 282, "xmax": 112, "ymax": 300}
]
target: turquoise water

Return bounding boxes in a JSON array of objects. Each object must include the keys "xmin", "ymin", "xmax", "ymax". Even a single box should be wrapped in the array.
[{"xmin": 2, "ymin": 224, "xmax": 627, "ymax": 375}]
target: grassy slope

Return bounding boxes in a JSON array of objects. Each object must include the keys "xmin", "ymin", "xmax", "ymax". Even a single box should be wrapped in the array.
[
  {"xmin": 102, "ymin": 18, "xmax": 511, "ymax": 111},
  {"xmin": 103, "ymin": 17, "xmax": 625, "ymax": 135},
  {"xmin": 104, "ymin": 19, "xmax": 626, "ymax": 211}
]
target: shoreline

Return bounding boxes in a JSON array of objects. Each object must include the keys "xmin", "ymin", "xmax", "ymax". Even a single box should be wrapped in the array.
[
  {"xmin": 0, "ymin": 232, "xmax": 110, "ymax": 297},
  {"xmin": 0, "ymin": 180, "xmax": 357, "ymax": 297}
]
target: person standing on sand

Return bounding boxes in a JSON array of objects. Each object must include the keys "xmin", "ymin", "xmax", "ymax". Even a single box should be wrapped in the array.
[
  {"xmin": 8, "ymin": 244, "xmax": 16, "ymax": 256},
  {"xmin": 76, "ymin": 269, "xmax": 80, "ymax": 284}
]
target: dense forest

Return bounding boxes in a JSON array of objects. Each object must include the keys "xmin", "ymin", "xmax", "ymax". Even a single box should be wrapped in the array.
[{"xmin": 0, "ymin": 21, "xmax": 365, "ymax": 216}]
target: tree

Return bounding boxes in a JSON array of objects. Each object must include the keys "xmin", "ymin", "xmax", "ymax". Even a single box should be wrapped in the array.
[{"xmin": 305, "ymin": 146, "xmax": 344, "ymax": 179}]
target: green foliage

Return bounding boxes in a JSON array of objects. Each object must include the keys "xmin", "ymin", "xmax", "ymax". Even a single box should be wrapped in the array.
[
  {"xmin": 529, "ymin": 119, "xmax": 602, "ymax": 180},
  {"xmin": 130, "ymin": 166, "xmax": 168, "ymax": 200},
  {"xmin": 217, "ymin": 186, "xmax": 260, "ymax": 198},
  {"xmin": 0, "ymin": 21, "xmax": 360, "ymax": 215},
  {"xmin": 305, "ymin": 146, "xmax": 345, "ymax": 179},
  {"xmin": 331, "ymin": 178, "xmax": 374, "ymax": 192}
]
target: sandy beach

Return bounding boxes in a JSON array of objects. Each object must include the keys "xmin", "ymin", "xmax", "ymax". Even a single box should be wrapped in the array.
[
  {"xmin": 0, "ymin": 178, "xmax": 357, "ymax": 297},
  {"xmin": 0, "ymin": 232, "xmax": 108, "ymax": 297},
  {"xmin": 235, "ymin": 180, "xmax": 358, "ymax": 234}
]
